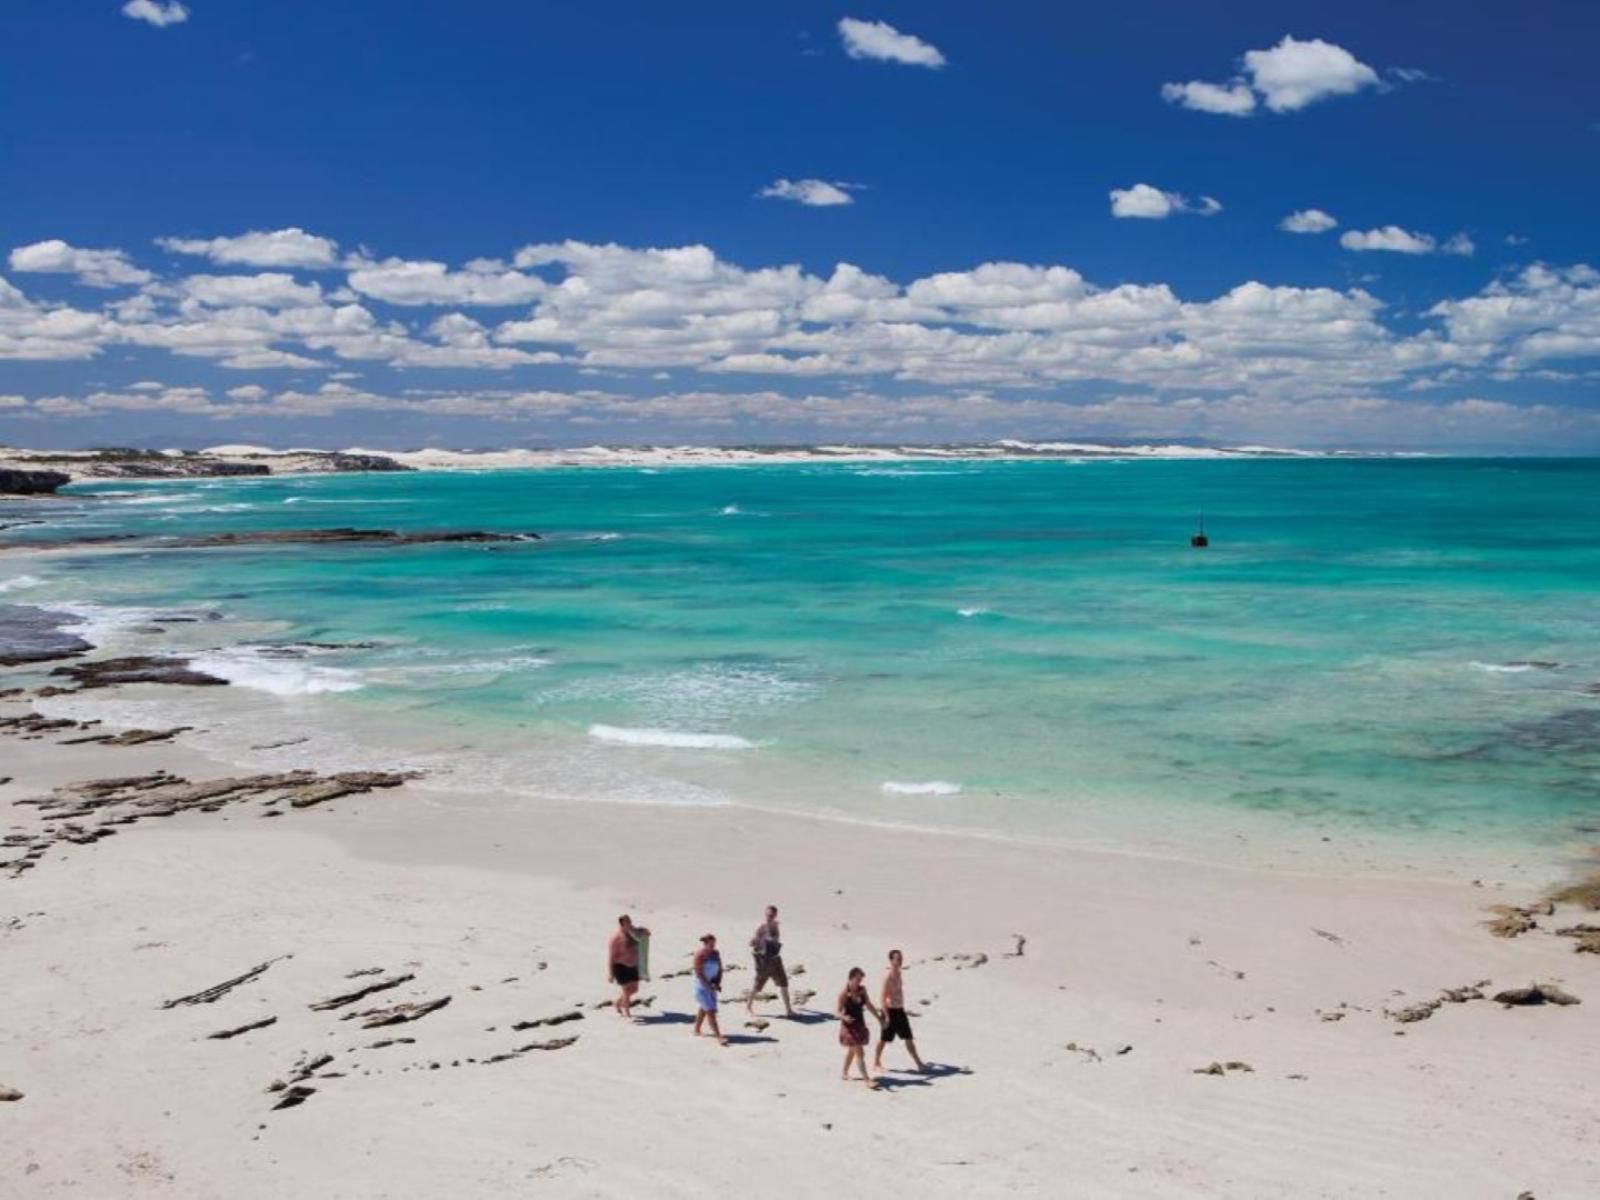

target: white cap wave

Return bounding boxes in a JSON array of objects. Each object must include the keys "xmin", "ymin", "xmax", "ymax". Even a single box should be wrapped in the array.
[{"xmin": 588, "ymin": 724, "xmax": 757, "ymax": 750}]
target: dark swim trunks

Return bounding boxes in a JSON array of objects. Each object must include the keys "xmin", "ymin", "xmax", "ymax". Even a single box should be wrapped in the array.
[
  {"xmin": 881, "ymin": 1007, "xmax": 914, "ymax": 1042},
  {"xmin": 610, "ymin": 962, "xmax": 639, "ymax": 986},
  {"xmin": 752, "ymin": 954, "xmax": 788, "ymax": 991}
]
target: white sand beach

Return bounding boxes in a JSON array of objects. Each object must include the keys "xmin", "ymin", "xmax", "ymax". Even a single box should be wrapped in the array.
[{"xmin": 4, "ymin": 691, "xmax": 1598, "ymax": 1198}]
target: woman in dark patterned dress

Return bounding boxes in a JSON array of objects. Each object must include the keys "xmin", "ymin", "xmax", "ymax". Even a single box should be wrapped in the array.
[{"xmin": 836, "ymin": 966, "xmax": 883, "ymax": 1087}]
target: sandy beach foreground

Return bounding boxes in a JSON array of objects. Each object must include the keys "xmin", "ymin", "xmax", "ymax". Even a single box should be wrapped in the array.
[{"xmin": 3, "ymin": 692, "xmax": 1598, "ymax": 1198}]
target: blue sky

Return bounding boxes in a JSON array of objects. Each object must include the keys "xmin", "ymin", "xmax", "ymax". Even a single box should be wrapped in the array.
[{"xmin": 2, "ymin": 1, "xmax": 1597, "ymax": 450}]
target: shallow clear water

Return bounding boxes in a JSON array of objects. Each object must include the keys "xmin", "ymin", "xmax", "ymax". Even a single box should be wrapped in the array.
[{"xmin": 7, "ymin": 458, "xmax": 1600, "ymax": 852}]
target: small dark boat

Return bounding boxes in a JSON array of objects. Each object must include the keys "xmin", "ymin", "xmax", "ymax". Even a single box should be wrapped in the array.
[{"xmin": 1190, "ymin": 516, "xmax": 1208, "ymax": 548}]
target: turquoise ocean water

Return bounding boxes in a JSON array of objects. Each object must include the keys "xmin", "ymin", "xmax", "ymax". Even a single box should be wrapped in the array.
[{"xmin": 5, "ymin": 458, "xmax": 1599, "ymax": 857}]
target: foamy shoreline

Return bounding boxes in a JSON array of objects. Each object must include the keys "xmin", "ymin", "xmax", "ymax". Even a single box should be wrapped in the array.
[{"xmin": 4, "ymin": 659, "xmax": 1599, "ymax": 1195}]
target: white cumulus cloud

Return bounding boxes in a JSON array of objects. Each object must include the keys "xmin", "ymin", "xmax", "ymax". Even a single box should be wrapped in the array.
[
  {"xmin": 8, "ymin": 240, "xmax": 153, "ymax": 287},
  {"xmin": 157, "ymin": 228, "xmax": 340, "ymax": 269},
  {"xmin": 346, "ymin": 258, "xmax": 546, "ymax": 306},
  {"xmin": 122, "ymin": 1, "xmax": 189, "ymax": 28},
  {"xmin": 837, "ymin": 18, "xmax": 945, "ymax": 68},
  {"xmin": 1340, "ymin": 226, "xmax": 1435, "ymax": 254},
  {"xmin": 1160, "ymin": 80, "xmax": 1257, "ymax": 117},
  {"xmin": 1164, "ymin": 35, "xmax": 1380, "ymax": 116},
  {"xmin": 5, "ymin": 231, "xmax": 1599, "ymax": 442},
  {"xmin": 1280, "ymin": 209, "xmax": 1339, "ymax": 234},
  {"xmin": 1244, "ymin": 36, "xmax": 1380, "ymax": 112},
  {"xmin": 1110, "ymin": 185, "xmax": 1221, "ymax": 219},
  {"xmin": 759, "ymin": 179, "xmax": 857, "ymax": 207},
  {"xmin": 178, "ymin": 273, "xmax": 324, "ymax": 308}
]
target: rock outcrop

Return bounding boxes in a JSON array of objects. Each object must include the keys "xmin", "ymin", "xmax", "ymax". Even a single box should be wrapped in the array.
[
  {"xmin": 2, "ymin": 447, "xmax": 411, "ymax": 481},
  {"xmin": 0, "ymin": 605, "xmax": 92, "ymax": 666},
  {"xmin": 51, "ymin": 656, "xmax": 228, "ymax": 689},
  {"xmin": 1492, "ymin": 983, "xmax": 1581, "ymax": 1007},
  {"xmin": 328, "ymin": 453, "xmax": 411, "ymax": 472},
  {"xmin": 2, "ymin": 766, "xmax": 416, "ymax": 878},
  {"xmin": 0, "ymin": 468, "xmax": 71, "ymax": 495}
]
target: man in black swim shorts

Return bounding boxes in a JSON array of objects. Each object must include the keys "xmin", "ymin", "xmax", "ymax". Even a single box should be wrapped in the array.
[{"xmin": 874, "ymin": 948, "xmax": 929, "ymax": 1072}]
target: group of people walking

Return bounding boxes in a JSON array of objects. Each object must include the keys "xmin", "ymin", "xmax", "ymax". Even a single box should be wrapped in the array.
[{"xmin": 607, "ymin": 904, "xmax": 928, "ymax": 1086}]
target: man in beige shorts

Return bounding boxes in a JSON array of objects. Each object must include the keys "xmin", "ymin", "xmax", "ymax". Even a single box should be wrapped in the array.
[{"xmin": 745, "ymin": 904, "xmax": 796, "ymax": 1018}]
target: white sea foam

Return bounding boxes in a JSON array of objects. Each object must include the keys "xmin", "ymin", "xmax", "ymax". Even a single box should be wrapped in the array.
[
  {"xmin": 588, "ymin": 724, "xmax": 757, "ymax": 750},
  {"xmin": 190, "ymin": 647, "xmax": 365, "ymax": 696},
  {"xmin": 381, "ymin": 654, "xmax": 551, "ymax": 678},
  {"xmin": 1469, "ymin": 661, "xmax": 1557, "ymax": 674},
  {"xmin": 54, "ymin": 601, "xmax": 205, "ymax": 646},
  {"xmin": 881, "ymin": 780, "xmax": 962, "ymax": 796},
  {"xmin": 956, "ymin": 606, "xmax": 989, "ymax": 618},
  {"xmin": 538, "ymin": 665, "xmax": 815, "ymax": 724},
  {"xmin": 112, "ymin": 491, "xmax": 203, "ymax": 505},
  {"xmin": 0, "ymin": 574, "xmax": 44, "ymax": 593},
  {"xmin": 720, "ymin": 504, "xmax": 741, "ymax": 515},
  {"xmin": 281, "ymin": 496, "xmax": 408, "ymax": 505}
]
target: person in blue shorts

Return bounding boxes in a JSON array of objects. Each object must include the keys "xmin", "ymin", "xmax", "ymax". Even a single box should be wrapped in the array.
[{"xmin": 691, "ymin": 933, "xmax": 728, "ymax": 1046}]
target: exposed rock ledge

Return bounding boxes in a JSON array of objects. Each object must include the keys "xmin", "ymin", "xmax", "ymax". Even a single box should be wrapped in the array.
[
  {"xmin": 0, "ymin": 606, "xmax": 93, "ymax": 666},
  {"xmin": 2, "ymin": 527, "xmax": 541, "ymax": 554},
  {"xmin": 0, "ymin": 468, "xmax": 73, "ymax": 496},
  {"xmin": 0, "ymin": 447, "xmax": 411, "ymax": 488}
]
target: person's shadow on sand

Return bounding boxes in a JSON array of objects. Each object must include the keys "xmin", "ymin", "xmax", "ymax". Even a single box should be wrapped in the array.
[
  {"xmin": 636, "ymin": 1011, "xmax": 695, "ymax": 1026},
  {"xmin": 780, "ymin": 1010, "xmax": 833, "ymax": 1026},
  {"xmin": 634, "ymin": 1013, "xmax": 778, "ymax": 1044},
  {"xmin": 872, "ymin": 1064, "xmax": 973, "ymax": 1091}
]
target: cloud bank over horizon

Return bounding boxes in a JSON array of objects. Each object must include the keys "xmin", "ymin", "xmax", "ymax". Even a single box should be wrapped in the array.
[{"xmin": 2, "ymin": 228, "xmax": 1597, "ymax": 451}]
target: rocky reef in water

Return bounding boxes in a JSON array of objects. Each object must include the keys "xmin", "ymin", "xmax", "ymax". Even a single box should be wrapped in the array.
[
  {"xmin": 1, "ymin": 528, "xmax": 542, "ymax": 554},
  {"xmin": 0, "ymin": 606, "xmax": 93, "ymax": 666}
]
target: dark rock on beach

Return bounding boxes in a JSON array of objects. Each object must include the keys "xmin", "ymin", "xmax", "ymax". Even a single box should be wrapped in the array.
[
  {"xmin": 310, "ymin": 973, "xmax": 416, "ymax": 1011},
  {"xmin": 356, "ymin": 995, "xmax": 452, "ymax": 1028},
  {"xmin": 59, "ymin": 726, "xmax": 194, "ymax": 746},
  {"xmin": 270, "ymin": 1085, "xmax": 316, "ymax": 1110},
  {"xmin": 161, "ymin": 958, "xmax": 287, "ymax": 1009},
  {"xmin": 51, "ymin": 656, "xmax": 228, "ymax": 689},
  {"xmin": 208, "ymin": 1016, "xmax": 279, "ymax": 1040},
  {"xmin": 1492, "ymin": 983, "xmax": 1581, "ymax": 1007},
  {"xmin": 2, "ymin": 766, "xmax": 417, "ymax": 877}
]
